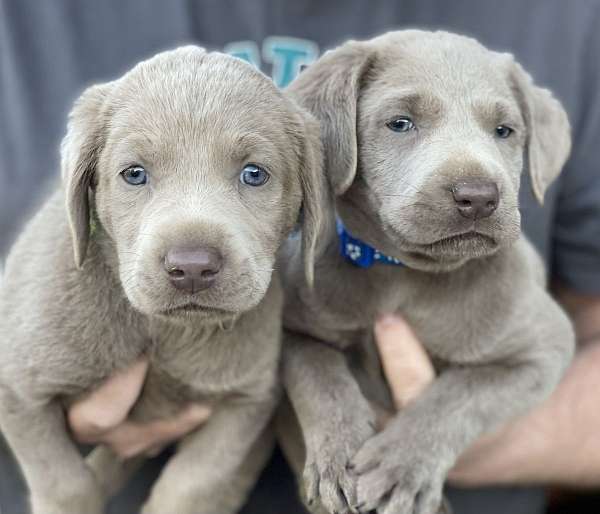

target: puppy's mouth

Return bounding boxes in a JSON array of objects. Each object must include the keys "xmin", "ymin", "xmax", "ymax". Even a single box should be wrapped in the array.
[
  {"xmin": 431, "ymin": 231, "xmax": 496, "ymax": 247},
  {"xmin": 409, "ymin": 231, "xmax": 498, "ymax": 260},
  {"xmin": 161, "ymin": 302, "xmax": 235, "ymax": 318}
]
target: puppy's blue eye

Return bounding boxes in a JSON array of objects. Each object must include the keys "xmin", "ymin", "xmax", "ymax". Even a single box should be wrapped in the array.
[
  {"xmin": 121, "ymin": 166, "xmax": 147, "ymax": 185},
  {"xmin": 495, "ymin": 125, "xmax": 514, "ymax": 139},
  {"xmin": 387, "ymin": 116, "xmax": 416, "ymax": 133},
  {"xmin": 240, "ymin": 164, "xmax": 270, "ymax": 187}
]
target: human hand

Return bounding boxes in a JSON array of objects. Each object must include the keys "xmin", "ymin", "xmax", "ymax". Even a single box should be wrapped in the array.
[
  {"xmin": 373, "ymin": 314, "xmax": 547, "ymax": 486},
  {"xmin": 68, "ymin": 357, "xmax": 211, "ymax": 458}
]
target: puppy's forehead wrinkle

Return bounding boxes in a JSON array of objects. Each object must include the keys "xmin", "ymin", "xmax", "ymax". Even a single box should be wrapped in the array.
[
  {"xmin": 370, "ymin": 35, "xmax": 512, "ymax": 109},
  {"xmin": 111, "ymin": 128, "xmax": 283, "ymax": 171},
  {"xmin": 107, "ymin": 116, "xmax": 292, "ymax": 184},
  {"xmin": 366, "ymin": 82, "xmax": 519, "ymax": 141},
  {"xmin": 369, "ymin": 89, "xmax": 445, "ymax": 120}
]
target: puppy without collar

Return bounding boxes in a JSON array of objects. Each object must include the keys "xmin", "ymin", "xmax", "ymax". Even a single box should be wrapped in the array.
[
  {"xmin": 279, "ymin": 30, "xmax": 575, "ymax": 514},
  {"xmin": 0, "ymin": 46, "xmax": 324, "ymax": 514}
]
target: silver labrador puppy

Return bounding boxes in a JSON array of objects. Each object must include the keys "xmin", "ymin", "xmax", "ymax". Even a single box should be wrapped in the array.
[
  {"xmin": 280, "ymin": 31, "xmax": 575, "ymax": 514},
  {"xmin": 0, "ymin": 46, "xmax": 324, "ymax": 514}
]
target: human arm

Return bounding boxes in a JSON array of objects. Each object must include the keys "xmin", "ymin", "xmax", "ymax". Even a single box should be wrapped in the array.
[
  {"xmin": 68, "ymin": 357, "xmax": 211, "ymax": 458},
  {"xmin": 374, "ymin": 290, "xmax": 600, "ymax": 488}
]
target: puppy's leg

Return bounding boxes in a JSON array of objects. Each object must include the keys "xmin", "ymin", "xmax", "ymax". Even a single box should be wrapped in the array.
[
  {"xmin": 86, "ymin": 446, "xmax": 145, "ymax": 497},
  {"xmin": 0, "ymin": 395, "xmax": 104, "ymax": 514},
  {"xmin": 275, "ymin": 398, "xmax": 335, "ymax": 514},
  {"xmin": 275, "ymin": 396, "xmax": 305, "ymax": 477},
  {"xmin": 141, "ymin": 396, "xmax": 277, "ymax": 514},
  {"xmin": 227, "ymin": 422, "xmax": 277, "ymax": 501},
  {"xmin": 88, "ymin": 427, "xmax": 274, "ymax": 505},
  {"xmin": 283, "ymin": 333, "xmax": 376, "ymax": 514},
  {"xmin": 352, "ymin": 328, "xmax": 572, "ymax": 514}
]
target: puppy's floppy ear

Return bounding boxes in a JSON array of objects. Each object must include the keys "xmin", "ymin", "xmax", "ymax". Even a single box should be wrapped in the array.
[
  {"xmin": 294, "ymin": 110, "xmax": 328, "ymax": 287},
  {"xmin": 510, "ymin": 61, "xmax": 571, "ymax": 204},
  {"xmin": 287, "ymin": 41, "xmax": 374, "ymax": 196},
  {"xmin": 61, "ymin": 83, "xmax": 112, "ymax": 268}
]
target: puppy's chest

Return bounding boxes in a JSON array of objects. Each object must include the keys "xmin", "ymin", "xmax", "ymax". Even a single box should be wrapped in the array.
[
  {"xmin": 307, "ymin": 264, "xmax": 508, "ymax": 363},
  {"xmin": 300, "ymin": 265, "xmax": 409, "ymax": 344},
  {"xmin": 145, "ymin": 319, "xmax": 278, "ymax": 404}
]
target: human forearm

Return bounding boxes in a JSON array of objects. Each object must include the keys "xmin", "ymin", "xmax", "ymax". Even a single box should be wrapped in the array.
[
  {"xmin": 450, "ymin": 285, "xmax": 600, "ymax": 487},
  {"xmin": 449, "ymin": 340, "xmax": 600, "ymax": 487},
  {"xmin": 375, "ymin": 291, "xmax": 600, "ymax": 488}
]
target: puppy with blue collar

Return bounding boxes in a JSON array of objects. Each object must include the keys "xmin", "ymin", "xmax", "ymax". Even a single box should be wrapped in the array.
[{"xmin": 278, "ymin": 30, "xmax": 575, "ymax": 514}]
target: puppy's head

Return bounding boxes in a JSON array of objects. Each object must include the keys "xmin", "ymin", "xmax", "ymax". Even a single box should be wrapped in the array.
[
  {"xmin": 290, "ymin": 30, "xmax": 571, "ymax": 271},
  {"xmin": 62, "ymin": 46, "xmax": 324, "ymax": 321}
]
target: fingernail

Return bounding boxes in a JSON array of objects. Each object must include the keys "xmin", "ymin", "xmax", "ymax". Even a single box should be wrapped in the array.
[{"xmin": 377, "ymin": 314, "xmax": 401, "ymax": 328}]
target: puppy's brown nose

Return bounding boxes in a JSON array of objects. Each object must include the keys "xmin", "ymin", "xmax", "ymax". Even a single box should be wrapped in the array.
[
  {"xmin": 451, "ymin": 181, "xmax": 499, "ymax": 220},
  {"xmin": 164, "ymin": 247, "xmax": 223, "ymax": 293}
]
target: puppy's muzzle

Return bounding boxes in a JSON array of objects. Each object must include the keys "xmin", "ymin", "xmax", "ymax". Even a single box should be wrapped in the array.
[
  {"xmin": 164, "ymin": 246, "xmax": 223, "ymax": 294},
  {"xmin": 451, "ymin": 181, "xmax": 499, "ymax": 220}
]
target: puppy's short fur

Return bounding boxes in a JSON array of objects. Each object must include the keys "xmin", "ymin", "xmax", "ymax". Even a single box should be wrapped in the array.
[
  {"xmin": 0, "ymin": 47, "xmax": 324, "ymax": 514},
  {"xmin": 279, "ymin": 31, "xmax": 575, "ymax": 514}
]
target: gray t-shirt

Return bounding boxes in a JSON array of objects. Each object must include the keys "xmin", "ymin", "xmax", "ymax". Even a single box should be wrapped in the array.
[{"xmin": 1, "ymin": 1, "xmax": 599, "ymax": 513}]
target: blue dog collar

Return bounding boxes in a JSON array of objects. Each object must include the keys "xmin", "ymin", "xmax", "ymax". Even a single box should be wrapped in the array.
[{"xmin": 337, "ymin": 219, "xmax": 404, "ymax": 268}]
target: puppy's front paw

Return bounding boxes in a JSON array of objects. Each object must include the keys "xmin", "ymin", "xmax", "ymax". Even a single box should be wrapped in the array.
[
  {"xmin": 351, "ymin": 429, "xmax": 448, "ymax": 514},
  {"xmin": 303, "ymin": 415, "xmax": 376, "ymax": 514},
  {"xmin": 303, "ymin": 446, "xmax": 357, "ymax": 514}
]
